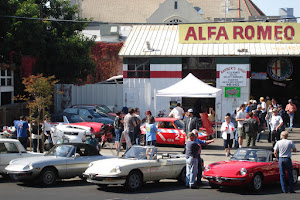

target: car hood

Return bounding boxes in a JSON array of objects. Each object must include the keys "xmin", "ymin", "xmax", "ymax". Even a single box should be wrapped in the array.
[
  {"xmin": 6, "ymin": 155, "xmax": 66, "ymax": 169},
  {"xmin": 85, "ymin": 158, "xmax": 149, "ymax": 174},
  {"xmin": 206, "ymin": 160, "xmax": 264, "ymax": 175}
]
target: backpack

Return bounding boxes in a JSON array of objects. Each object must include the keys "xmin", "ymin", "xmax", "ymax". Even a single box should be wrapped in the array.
[{"xmin": 243, "ymin": 118, "xmax": 258, "ymax": 134}]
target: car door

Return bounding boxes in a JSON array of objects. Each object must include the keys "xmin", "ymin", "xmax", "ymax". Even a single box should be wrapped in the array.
[
  {"xmin": 0, "ymin": 141, "xmax": 23, "ymax": 173},
  {"xmin": 150, "ymin": 158, "xmax": 173, "ymax": 180},
  {"xmin": 66, "ymin": 145, "xmax": 101, "ymax": 178}
]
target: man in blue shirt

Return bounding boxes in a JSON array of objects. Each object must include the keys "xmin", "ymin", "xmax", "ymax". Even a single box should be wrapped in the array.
[
  {"xmin": 14, "ymin": 116, "xmax": 29, "ymax": 149},
  {"xmin": 192, "ymin": 129, "xmax": 214, "ymax": 185}
]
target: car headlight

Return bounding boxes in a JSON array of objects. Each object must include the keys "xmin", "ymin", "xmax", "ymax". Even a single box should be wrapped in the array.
[
  {"xmin": 110, "ymin": 165, "xmax": 121, "ymax": 173},
  {"xmin": 240, "ymin": 168, "xmax": 247, "ymax": 176},
  {"xmin": 205, "ymin": 165, "xmax": 211, "ymax": 171},
  {"xmin": 23, "ymin": 163, "xmax": 33, "ymax": 171}
]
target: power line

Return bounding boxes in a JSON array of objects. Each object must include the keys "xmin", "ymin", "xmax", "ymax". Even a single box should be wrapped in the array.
[{"xmin": 0, "ymin": 15, "xmax": 299, "ymax": 25}]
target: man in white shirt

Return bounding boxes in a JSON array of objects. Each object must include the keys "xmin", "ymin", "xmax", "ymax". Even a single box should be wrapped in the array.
[
  {"xmin": 274, "ymin": 131, "xmax": 297, "ymax": 193},
  {"xmin": 236, "ymin": 104, "xmax": 247, "ymax": 148},
  {"xmin": 270, "ymin": 108, "xmax": 283, "ymax": 147},
  {"xmin": 260, "ymin": 97, "xmax": 267, "ymax": 132},
  {"xmin": 169, "ymin": 103, "xmax": 185, "ymax": 120}
]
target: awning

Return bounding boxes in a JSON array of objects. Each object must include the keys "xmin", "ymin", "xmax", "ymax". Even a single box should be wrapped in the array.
[{"xmin": 119, "ymin": 25, "xmax": 300, "ymax": 57}]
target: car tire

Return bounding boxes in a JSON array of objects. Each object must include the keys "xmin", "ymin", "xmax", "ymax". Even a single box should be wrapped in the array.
[
  {"xmin": 293, "ymin": 169, "xmax": 298, "ymax": 184},
  {"xmin": 249, "ymin": 173, "xmax": 263, "ymax": 192},
  {"xmin": 125, "ymin": 170, "xmax": 143, "ymax": 191},
  {"xmin": 39, "ymin": 167, "xmax": 57, "ymax": 186},
  {"xmin": 177, "ymin": 167, "xmax": 186, "ymax": 184},
  {"xmin": 209, "ymin": 181, "xmax": 220, "ymax": 189}
]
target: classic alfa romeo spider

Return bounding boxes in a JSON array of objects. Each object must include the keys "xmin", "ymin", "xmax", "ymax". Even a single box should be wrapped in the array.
[
  {"xmin": 83, "ymin": 145, "xmax": 187, "ymax": 191},
  {"xmin": 203, "ymin": 148, "xmax": 300, "ymax": 192}
]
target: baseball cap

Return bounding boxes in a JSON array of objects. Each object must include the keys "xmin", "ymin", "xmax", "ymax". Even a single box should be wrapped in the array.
[
  {"xmin": 272, "ymin": 108, "xmax": 278, "ymax": 112},
  {"xmin": 288, "ymin": 99, "xmax": 292, "ymax": 103},
  {"xmin": 260, "ymin": 97, "xmax": 264, "ymax": 101},
  {"xmin": 187, "ymin": 132, "xmax": 196, "ymax": 138},
  {"xmin": 188, "ymin": 108, "xmax": 193, "ymax": 113}
]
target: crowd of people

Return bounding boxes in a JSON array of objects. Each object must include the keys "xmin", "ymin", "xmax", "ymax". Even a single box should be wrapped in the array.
[{"xmin": 13, "ymin": 115, "xmax": 53, "ymax": 153}]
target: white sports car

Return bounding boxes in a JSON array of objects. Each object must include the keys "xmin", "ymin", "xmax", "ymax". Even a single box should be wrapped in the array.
[
  {"xmin": 51, "ymin": 124, "xmax": 92, "ymax": 144},
  {"xmin": 83, "ymin": 145, "xmax": 187, "ymax": 191},
  {"xmin": 0, "ymin": 139, "xmax": 42, "ymax": 177}
]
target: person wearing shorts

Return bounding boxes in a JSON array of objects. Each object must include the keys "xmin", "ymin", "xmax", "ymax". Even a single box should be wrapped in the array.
[
  {"xmin": 236, "ymin": 104, "xmax": 247, "ymax": 148},
  {"xmin": 221, "ymin": 116, "xmax": 235, "ymax": 157},
  {"xmin": 145, "ymin": 116, "xmax": 158, "ymax": 146}
]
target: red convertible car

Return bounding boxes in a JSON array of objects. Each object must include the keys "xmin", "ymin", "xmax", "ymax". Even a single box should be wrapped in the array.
[
  {"xmin": 140, "ymin": 116, "xmax": 214, "ymax": 146},
  {"xmin": 203, "ymin": 148, "xmax": 300, "ymax": 192}
]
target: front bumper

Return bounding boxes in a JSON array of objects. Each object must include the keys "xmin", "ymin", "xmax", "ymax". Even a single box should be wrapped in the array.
[
  {"xmin": 83, "ymin": 173, "xmax": 127, "ymax": 185},
  {"xmin": 6, "ymin": 171, "xmax": 35, "ymax": 181},
  {"xmin": 203, "ymin": 175, "xmax": 248, "ymax": 186}
]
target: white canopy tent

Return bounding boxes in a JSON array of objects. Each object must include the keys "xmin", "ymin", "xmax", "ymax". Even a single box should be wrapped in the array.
[{"xmin": 156, "ymin": 73, "xmax": 221, "ymax": 97}]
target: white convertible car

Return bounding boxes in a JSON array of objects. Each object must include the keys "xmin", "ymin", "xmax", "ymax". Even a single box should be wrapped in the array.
[
  {"xmin": 0, "ymin": 139, "xmax": 42, "ymax": 177},
  {"xmin": 83, "ymin": 145, "xmax": 187, "ymax": 191}
]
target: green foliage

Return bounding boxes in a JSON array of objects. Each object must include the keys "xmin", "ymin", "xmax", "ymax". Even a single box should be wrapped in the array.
[{"xmin": 0, "ymin": 0, "xmax": 96, "ymax": 85}]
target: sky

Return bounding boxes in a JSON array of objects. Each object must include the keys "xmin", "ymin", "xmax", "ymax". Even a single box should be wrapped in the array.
[{"xmin": 252, "ymin": 0, "xmax": 300, "ymax": 18}]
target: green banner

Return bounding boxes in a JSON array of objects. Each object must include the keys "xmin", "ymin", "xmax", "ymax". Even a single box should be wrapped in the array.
[{"xmin": 225, "ymin": 87, "xmax": 240, "ymax": 98}]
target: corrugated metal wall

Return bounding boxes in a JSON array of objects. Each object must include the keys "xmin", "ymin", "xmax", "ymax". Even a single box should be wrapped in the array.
[{"xmin": 54, "ymin": 84, "xmax": 123, "ymax": 113}]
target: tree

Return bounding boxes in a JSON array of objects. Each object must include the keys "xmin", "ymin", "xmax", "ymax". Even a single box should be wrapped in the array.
[
  {"xmin": 1, "ymin": 0, "xmax": 96, "ymax": 87},
  {"xmin": 14, "ymin": 74, "xmax": 59, "ymax": 150}
]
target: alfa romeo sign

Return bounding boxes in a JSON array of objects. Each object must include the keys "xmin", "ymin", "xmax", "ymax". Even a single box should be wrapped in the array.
[{"xmin": 267, "ymin": 58, "xmax": 293, "ymax": 81}]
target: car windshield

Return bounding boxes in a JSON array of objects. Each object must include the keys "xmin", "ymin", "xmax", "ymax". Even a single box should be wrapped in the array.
[
  {"xmin": 230, "ymin": 149, "xmax": 269, "ymax": 162},
  {"xmin": 174, "ymin": 120, "xmax": 184, "ymax": 129},
  {"xmin": 123, "ymin": 145, "xmax": 156, "ymax": 160},
  {"xmin": 68, "ymin": 115, "xmax": 85, "ymax": 123},
  {"xmin": 97, "ymin": 105, "xmax": 112, "ymax": 114},
  {"xmin": 88, "ymin": 109, "xmax": 103, "ymax": 118},
  {"xmin": 46, "ymin": 145, "xmax": 75, "ymax": 157}
]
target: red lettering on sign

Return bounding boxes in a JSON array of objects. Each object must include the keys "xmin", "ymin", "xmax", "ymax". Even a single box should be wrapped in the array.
[
  {"xmin": 198, "ymin": 27, "xmax": 206, "ymax": 40},
  {"xmin": 257, "ymin": 26, "xmax": 272, "ymax": 40},
  {"xmin": 216, "ymin": 26, "xmax": 229, "ymax": 40},
  {"xmin": 284, "ymin": 26, "xmax": 295, "ymax": 40},
  {"xmin": 208, "ymin": 27, "xmax": 216, "ymax": 40},
  {"xmin": 245, "ymin": 26, "xmax": 255, "ymax": 40},
  {"xmin": 274, "ymin": 26, "xmax": 283, "ymax": 40},
  {"xmin": 233, "ymin": 26, "xmax": 244, "ymax": 39},
  {"xmin": 185, "ymin": 27, "xmax": 197, "ymax": 40}
]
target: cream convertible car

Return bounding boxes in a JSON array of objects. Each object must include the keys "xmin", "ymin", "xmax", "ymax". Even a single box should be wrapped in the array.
[{"xmin": 83, "ymin": 145, "xmax": 187, "ymax": 191}]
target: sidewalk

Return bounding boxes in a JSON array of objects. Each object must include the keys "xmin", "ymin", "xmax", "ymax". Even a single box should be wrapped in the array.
[{"xmin": 101, "ymin": 128, "xmax": 300, "ymax": 165}]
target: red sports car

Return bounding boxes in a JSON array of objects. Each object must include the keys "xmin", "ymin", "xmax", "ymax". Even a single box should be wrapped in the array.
[
  {"xmin": 140, "ymin": 117, "xmax": 214, "ymax": 146},
  {"xmin": 203, "ymin": 148, "xmax": 300, "ymax": 192}
]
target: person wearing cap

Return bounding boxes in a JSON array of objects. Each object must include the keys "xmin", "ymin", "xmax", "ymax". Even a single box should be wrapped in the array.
[
  {"xmin": 274, "ymin": 131, "xmax": 297, "ymax": 193},
  {"xmin": 192, "ymin": 129, "xmax": 214, "ymax": 185},
  {"xmin": 185, "ymin": 132, "xmax": 200, "ymax": 189},
  {"xmin": 249, "ymin": 100, "xmax": 257, "ymax": 112},
  {"xmin": 236, "ymin": 104, "xmax": 247, "ymax": 148},
  {"xmin": 285, "ymin": 99, "xmax": 297, "ymax": 131},
  {"xmin": 260, "ymin": 97, "xmax": 267, "ymax": 133},
  {"xmin": 169, "ymin": 103, "xmax": 185, "ymax": 120},
  {"xmin": 269, "ymin": 108, "xmax": 283, "ymax": 147},
  {"xmin": 183, "ymin": 108, "xmax": 199, "ymax": 136}
]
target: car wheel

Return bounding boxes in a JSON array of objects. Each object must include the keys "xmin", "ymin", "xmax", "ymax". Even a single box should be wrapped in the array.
[
  {"xmin": 250, "ymin": 173, "xmax": 262, "ymax": 192},
  {"xmin": 39, "ymin": 167, "xmax": 57, "ymax": 186},
  {"xmin": 125, "ymin": 170, "xmax": 143, "ymax": 191},
  {"xmin": 177, "ymin": 167, "xmax": 186, "ymax": 184},
  {"xmin": 292, "ymin": 169, "xmax": 298, "ymax": 184},
  {"xmin": 209, "ymin": 181, "xmax": 220, "ymax": 189}
]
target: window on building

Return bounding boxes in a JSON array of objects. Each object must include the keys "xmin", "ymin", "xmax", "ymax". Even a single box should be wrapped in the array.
[
  {"xmin": 0, "ymin": 69, "xmax": 13, "ymax": 86},
  {"xmin": 127, "ymin": 58, "xmax": 150, "ymax": 78},
  {"xmin": 174, "ymin": 1, "xmax": 178, "ymax": 9}
]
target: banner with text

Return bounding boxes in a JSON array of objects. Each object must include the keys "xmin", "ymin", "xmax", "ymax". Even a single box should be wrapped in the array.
[
  {"xmin": 219, "ymin": 64, "xmax": 247, "ymax": 87},
  {"xmin": 179, "ymin": 22, "xmax": 300, "ymax": 44}
]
